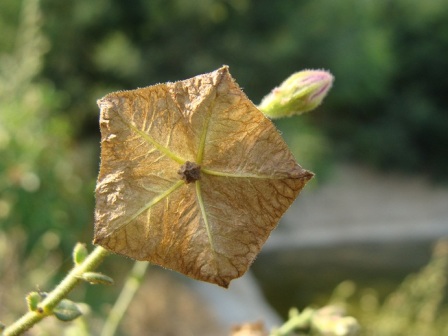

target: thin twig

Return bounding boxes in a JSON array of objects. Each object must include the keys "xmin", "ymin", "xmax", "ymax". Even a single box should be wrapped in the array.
[
  {"xmin": 4, "ymin": 246, "xmax": 110, "ymax": 336},
  {"xmin": 100, "ymin": 261, "xmax": 149, "ymax": 336}
]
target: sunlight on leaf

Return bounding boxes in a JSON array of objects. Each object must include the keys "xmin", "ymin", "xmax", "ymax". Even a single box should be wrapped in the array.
[{"xmin": 94, "ymin": 66, "xmax": 313, "ymax": 287}]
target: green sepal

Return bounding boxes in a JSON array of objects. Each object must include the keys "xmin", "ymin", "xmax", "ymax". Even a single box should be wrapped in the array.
[
  {"xmin": 53, "ymin": 299, "xmax": 82, "ymax": 322},
  {"xmin": 73, "ymin": 243, "xmax": 88, "ymax": 265},
  {"xmin": 26, "ymin": 292, "xmax": 44, "ymax": 312},
  {"xmin": 288, "ymin": 307, "xmax": 300, "ymax": 319},
  {"xmin": 81, "ymin": 272, "xmax": 114, "ymax": 285}
]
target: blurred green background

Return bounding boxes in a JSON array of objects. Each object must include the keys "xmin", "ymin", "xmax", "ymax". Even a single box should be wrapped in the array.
[{"xmin": 1, "ymin": 0, "xmax": 448, "ymax": 334}]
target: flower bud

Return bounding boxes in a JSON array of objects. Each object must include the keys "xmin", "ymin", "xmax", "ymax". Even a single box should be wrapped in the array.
[{"xmin": 259, "ymin": 70, "xmax": 334, "ymax": 118}]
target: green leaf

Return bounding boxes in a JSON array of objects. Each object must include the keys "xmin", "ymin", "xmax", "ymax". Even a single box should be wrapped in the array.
[
  {"xmin": 73, "ymin": 243, "xmax": 88, "ymax": 265},
  {"xmin": 81, "ymin": 272, "xmax": 114, "ymax": 285},
  {"xmin": 26, "ymin": 292, "xmax": 43, "ymax": 312},
  {"xmin": 53, "ymin": 299, "xmax": 82, "ymax": 322}
]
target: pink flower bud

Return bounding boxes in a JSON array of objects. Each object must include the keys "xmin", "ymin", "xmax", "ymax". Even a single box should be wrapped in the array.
[{"xmin": 259, "ymin": 70, "xmax": 334, "ymax": 118}]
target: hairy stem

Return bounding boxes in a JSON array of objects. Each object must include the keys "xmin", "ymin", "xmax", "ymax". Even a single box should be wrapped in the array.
[
  {"xmin": 100, "ymin": 261, "xmax": 149, "ymax": 336},
  {"xmin": 4, "ymin": 246, "xmax": 110, "ymax": 336}
]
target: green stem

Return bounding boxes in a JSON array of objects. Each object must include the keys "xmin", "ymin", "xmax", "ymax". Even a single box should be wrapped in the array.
[
  {"xmin": 270, "ymin": 308, "xmax": 314, "ymax": 336},
  {"xmin": 4, "ymin": 246, "xmax": 111, "ymax": 336},
  {"xmin": 100, "ymin": 261, "xmax": 149, "ymax": 336}
]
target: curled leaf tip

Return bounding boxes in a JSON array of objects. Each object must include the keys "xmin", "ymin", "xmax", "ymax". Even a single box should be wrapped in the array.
[
  {"xmin": 81, "ymin": 272, "xmax": 114, "ymax": 285},
  {"xmin": 259, "ymin": 69, "xmax": 334, "ymax": 118}
]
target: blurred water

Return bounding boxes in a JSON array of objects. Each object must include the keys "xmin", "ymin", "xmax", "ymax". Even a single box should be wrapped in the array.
[
  {"xmin": 270, "ymin": 164, "xmax": 448, "ymax": 249},
  {"xmin": 252, "ymin": 239, "xmax": 434, "ymax": 315},
  {"xmin": 253, "ymin": 164, "xmax": 448, "ymax": 315}
]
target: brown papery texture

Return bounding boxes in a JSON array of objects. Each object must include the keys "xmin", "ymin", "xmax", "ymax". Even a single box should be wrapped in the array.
[{"xmin": 94, "ymin": 66, "xmax": 313, "ymax": 287}]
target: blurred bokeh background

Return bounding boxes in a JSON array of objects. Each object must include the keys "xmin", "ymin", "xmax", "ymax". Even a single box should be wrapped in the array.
[{"xmin": 1, "ymin": 0, "xmax": 447, "ymax": 335}]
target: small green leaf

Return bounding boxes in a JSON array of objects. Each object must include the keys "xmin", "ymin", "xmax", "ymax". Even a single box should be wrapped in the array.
[
  {"xmin": 26, "ymin": 292, "xmax": 43, "ymax": 312},
  {"xmin": 288, "ymin": 307, "xmax": 300, "ymax": 319},
  {"xmin": 81, "ymin": 272, "xmax": 114, "ymax": 285},
  {"xmin": 53, "ymin": 299, "xmax": 82, "ymax": 322},
  {"xmin": 73, "ymin": 243, "xmax": 89, "ymax": 265}
]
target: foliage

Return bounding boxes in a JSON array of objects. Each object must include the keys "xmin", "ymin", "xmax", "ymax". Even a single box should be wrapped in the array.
[
  {"xmin": 329, "ymin": 240, "xmax": 448, "ymax": 336},
  {"xmin": 361, "ymin": 240, "xmax": 448, "ymax": 335},
  {"xmin": 33, "ymin": 0, "xmax": 448, "ymax": 179},
  {"xmin": 0, "ymin": 0, "xmax": 95, "ymax": 256},
  {"xmin": 310, "ymin": 0, "xmax": 448, "ymax": 179},
  {"xmin": 1, "ymin": 0, "xmax": 447, "ymax": 334},
  {"xmin": 6, "ymin": 0, "xmax": 448, "ymax": 180}
]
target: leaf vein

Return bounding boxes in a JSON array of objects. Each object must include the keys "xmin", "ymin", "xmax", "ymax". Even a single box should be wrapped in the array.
[
  {"xmin": 195, "ymin": 181, "xmax": 216, "ymax": 255},
  {"xmin": 115, "ymin": 180, "xmax": 184, "ymax": 234},
  {"xmin": 127, "ymin": 122, "xmax": 185, "ymax": 164}
]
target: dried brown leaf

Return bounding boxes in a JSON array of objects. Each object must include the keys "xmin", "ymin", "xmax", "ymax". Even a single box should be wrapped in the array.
[{"xmin": 94, "ymin": 66, "xmax": 313, "ymax": 287}]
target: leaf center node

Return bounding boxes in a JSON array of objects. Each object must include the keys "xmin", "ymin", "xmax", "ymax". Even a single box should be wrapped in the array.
[{"xmin": 178, "ymin": 161, "xmax": 201, "ymax": 183}]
